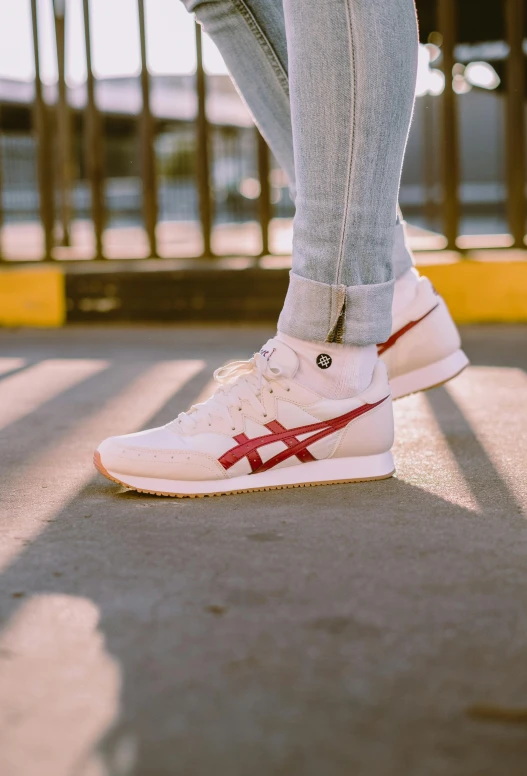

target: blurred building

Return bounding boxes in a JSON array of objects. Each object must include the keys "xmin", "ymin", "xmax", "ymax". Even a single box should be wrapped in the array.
[{"xmin": 0, "ymin": 0, "xmax": 525, "ymax": 255}]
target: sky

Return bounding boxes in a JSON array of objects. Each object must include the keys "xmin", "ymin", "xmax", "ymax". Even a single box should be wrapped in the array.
[{"xmin": 0, "ymin": 0, "xmax": 228, "ymax": 82}]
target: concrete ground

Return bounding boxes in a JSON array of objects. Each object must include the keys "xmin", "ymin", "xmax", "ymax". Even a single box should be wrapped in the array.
[{"xmin": 0, "ymin": 324, "xmax": 526, "ymax": 776}]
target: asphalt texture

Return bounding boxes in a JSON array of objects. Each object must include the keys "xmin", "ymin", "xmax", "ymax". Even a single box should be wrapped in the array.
[{"xmin": 0, "ymin": 324, "xmax": 526, "ymax": 776}]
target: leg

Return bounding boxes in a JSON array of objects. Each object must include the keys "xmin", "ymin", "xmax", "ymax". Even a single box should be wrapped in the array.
[
  {"xmin": 185, "ymin": 0, "xmax": 467, "ymax": 395},
  {"xmin": 278, "ymin": 0, "xmax": 418, "ymax": 345},
  {"xmin": 182, "ymin": 0, "xmax": 296, "ymax": 195}
]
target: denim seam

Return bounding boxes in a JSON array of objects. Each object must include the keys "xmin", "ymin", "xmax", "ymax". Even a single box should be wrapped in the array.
[
  {"xmin": 330, "ymin": 285, "xmax": 335, "ymax": 334},
  {"xmin": 278, "ymin": 273, "xmax": 393, "ymax": 346},
  {"xmin": 326, "ymin": 284, "xmax": 346, "ymax": 341},
  {"xmin": 335, "ymin": 0, "xmax": 357, "ymax": 286},
  {"xmin": 231, "ymin": 0, "xmax": 290, "ymax": 97}
]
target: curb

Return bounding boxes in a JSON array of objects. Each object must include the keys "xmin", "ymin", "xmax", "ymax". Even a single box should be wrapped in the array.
[
  {"xmin": 417, "ymin": 259, "xmax": 527, "ymax": 323},
  {"xmin": 0, "ymin": 266, "xmax": 65, "ymax": 327},
  {"xmin": 1, "ymin": 259, "xmax": 527, "ymax": 327}
]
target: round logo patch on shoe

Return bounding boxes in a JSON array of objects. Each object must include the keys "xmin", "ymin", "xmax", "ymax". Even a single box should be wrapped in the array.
[{"xmin": 316, "ymin": 353, "xmax": 332, "ymax": 369}]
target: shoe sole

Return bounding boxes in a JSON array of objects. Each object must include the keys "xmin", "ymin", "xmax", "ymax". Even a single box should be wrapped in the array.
[
  {"xmin": 94, "ymin": 450, "xmax": 395, "ymax": 498},
  {"xmin": 390, "ymin": 349, "xmax": 469, "ymax": 401}
]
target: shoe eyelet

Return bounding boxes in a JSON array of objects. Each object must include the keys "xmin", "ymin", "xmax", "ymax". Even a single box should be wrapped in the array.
[
  {"xmin": 238, "ymin": 407, "xmax": 242, "ymax": 411},
  {"xmin": 286, "ymin": 388, "xmax": 291, "ymax": 392},
  {"xmin": 263, "ymin": 413, "xmax": 268, "ymax": 417},
  {"xmin": 231, "ymin": 427, "xmax": 235, "ymax": 431},
  {"xmin": 269, "ymin": 389, "xmax": 273, "ymax": 394}
]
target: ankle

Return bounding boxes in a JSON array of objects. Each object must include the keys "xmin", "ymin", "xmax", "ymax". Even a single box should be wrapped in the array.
[{"xmin": 276, "ymin": 331, "xmax": 377, "ymax": 399}]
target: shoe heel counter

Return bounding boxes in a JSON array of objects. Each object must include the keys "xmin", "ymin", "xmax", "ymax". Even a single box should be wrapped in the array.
[
  {"xmin": 384, "ymin": 298, "xmax": 461, "ymax": 377},
  {"xmin": 332, "ymin": 396, "xmax": 394, "ymax": 458},
  {"xmin": 415, "ymin": 298, "xmax": 461, "ymax": 363}
]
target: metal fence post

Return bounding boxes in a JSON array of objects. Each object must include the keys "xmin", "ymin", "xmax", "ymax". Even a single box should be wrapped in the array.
[
  {"xmin": 31, "ymin": 0, "xmax": 55, "ymax": 261},
  {"xmin": 256, "ymin": 129, "xmax": 271, "ymax": 256},
  {"xmin": 54, "ymin": 0, "xmax": 72, "ymax": 247},
  {"xmin": 437, "ymin": 0, "xmax": 460, "ymax": 250},
  {"xmin": 195, "ymin": 22, "xmax": 213, "ymax": 257},
  {"xmin": 423, "ymin": 94, "xmax": 438, "ymax": 229},
  {"xmin": 505, "ymin": 0, "xmax": 526, "ymax": 248},
  {"xmin": 138, "ymin": 0, "xmax": 158, "ymax": 257},
  {"xmin": 82, "ymin": 0, "xmax": 105, "ymax": 259},
  {"xmin": 0, "ymin": 120, "xmax": 3, "ymax": 261}
]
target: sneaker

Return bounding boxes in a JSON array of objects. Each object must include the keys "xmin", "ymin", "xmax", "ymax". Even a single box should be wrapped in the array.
[
  {"xmin": 94, "ymin": 338, "xmax": 395, "ymax": 497},
  {"xmin": 379, "ymin": 275, "xmax": 469, "ymax": 400}
]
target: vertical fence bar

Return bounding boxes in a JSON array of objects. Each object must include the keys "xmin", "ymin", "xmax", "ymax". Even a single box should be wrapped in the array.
[
  {"xmin": 138, "ymin": 0, "xmax": 158, "ymax": 257},
  {"xmin": 256, "ymin": 130, "xmax": 271, "ymax": 256},
  {"xmin": 195, "ymin": 22, "xmax": 213, "ymax": 257},
  {"xmin": 82, "ymin": 0, "xmax": 104, "ymax": 259},
  {"xmin": 31, "ymin": 0, "xmax": 55, "ymax": 260},
  {"xmin": 423, "ymin": 94, "xmax": 437, "ymax": 228},
  {"xmin": 0, "ymin": 117, "xmax": 3, "ymax": 261},
  {"xmin": 505, "ymin": 0, "xmax": 526, "ymax": 247},
  {"xmin": 437, "ymin": 0, "xmax": 460, "ymax": 249},
  {"xmin": 54, "ymin": 1, "xmax": 72, "ymax": 247}
]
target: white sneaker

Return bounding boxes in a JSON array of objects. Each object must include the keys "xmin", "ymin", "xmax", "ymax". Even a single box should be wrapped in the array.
[
  {"xmin": 379, "ymin": 276, "xmax": 469, "ymax": 400},
  {"xmin": 94, "ymin": 339, "xmax": 395, "ymax": 497}
]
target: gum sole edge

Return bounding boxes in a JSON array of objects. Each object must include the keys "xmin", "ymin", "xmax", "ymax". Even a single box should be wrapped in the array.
[{"xmin": 93, "ymin": 451, "xmax": 395, "ymax": 498}]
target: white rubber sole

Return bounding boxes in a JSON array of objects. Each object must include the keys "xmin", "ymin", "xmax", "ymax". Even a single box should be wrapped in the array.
[
  {"xmin": 96, "ymin": 451, "xmax": 395, "ymax": 497},
  {"xmin": 389, "ymin": 349, "xmax": 469, "ymax": 400}
]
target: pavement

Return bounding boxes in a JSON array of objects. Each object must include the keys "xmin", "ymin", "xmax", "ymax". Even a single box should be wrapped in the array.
[{"xmin": 0, "ymin": 324, "xmax": 526, "ymax": 776}]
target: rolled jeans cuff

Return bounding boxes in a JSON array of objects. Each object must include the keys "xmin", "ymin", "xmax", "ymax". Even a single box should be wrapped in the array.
[
  {"xmin": 393, "ymin": 220, "xmax": 414, "ymax": 279},
  {"xmin": 278, "ymin": 271, "xmax": 394, "ymax": 347}
]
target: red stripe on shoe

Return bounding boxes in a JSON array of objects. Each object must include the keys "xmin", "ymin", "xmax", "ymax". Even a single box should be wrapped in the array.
[
  {"xmin": 265, "ymin": 419, "xmax": 316, "ymax": 463},
  {"xmin": 219, "ymin": 397, "xmax": 388, "ymax": 472},
  {"xmin": 377, "ymin": 304, "xmax": 439, "ymax": 356},
  {"xmin": 233, "ymin": 432, "xmax": 263, "ymax": 473}
]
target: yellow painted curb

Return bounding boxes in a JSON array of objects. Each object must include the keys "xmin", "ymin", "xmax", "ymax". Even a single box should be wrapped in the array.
[
  {"xmin": 418, "ymin": 260, "xmax": 527, "ymax": 323},
  {"xmin": 0, "ymin": 259, "xmax": 526, "ymax": 326},
  {"xmin": 0, "ymin": 267, "xmax": 65, "ymax": 327}
]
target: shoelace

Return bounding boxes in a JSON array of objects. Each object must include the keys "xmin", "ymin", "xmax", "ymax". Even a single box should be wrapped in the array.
[{"xmin": 172, "ymin": 353, "xmax": 284, "ymax": 433}]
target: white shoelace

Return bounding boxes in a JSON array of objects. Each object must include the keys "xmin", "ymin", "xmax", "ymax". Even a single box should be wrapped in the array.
[{"xmin": 173, "ymin": 353, "xmax": 284, "ymax": 433}]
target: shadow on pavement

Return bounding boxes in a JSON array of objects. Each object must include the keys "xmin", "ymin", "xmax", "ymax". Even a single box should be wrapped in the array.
[{"xmin": 0, "ymin": 328, "xmax": 526, "ymax": 775}]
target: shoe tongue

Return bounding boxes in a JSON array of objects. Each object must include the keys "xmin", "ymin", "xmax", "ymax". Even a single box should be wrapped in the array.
[{"xmin": 259, "ymin": 337, "xmax": 299, "ymax": 378}]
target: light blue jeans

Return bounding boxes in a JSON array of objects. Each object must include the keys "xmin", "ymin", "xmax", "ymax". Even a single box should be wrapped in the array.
[{"xmin": 181, "ymin": 0, "xmax": 418, "ymax": 345}]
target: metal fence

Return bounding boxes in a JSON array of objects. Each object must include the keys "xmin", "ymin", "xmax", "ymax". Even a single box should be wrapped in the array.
[{"xmin": 0, "ymin": 0, "xmax": 525, "ymax": 262}]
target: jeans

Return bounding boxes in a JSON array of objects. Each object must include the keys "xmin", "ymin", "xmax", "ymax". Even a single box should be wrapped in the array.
[{"xmin": 181, "ymin": 0, "xmax": 418, "ymax": 345}]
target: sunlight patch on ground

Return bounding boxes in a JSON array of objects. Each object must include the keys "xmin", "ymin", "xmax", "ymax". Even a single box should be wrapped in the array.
[
  {"xmin": 393, "ymin": 390, "xmax": 480, "ymax": 512},
  {"xmin": 0, "ymin": 595, "xmax": 122, "ymax": 776},
  {"xmin": 0, "ymin": 358, "xmax": 27, "ymax": 376},
  {"xmin": 0, "ymin": 359, "xmax": 205, "ymax": 570},
  {"xmin": 445, "ymin": 367, "xmax": 527, "ymax": 514},
  {"xmin": 0, "ymin": 360, "xmax": 109, "ymax": 431}
]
